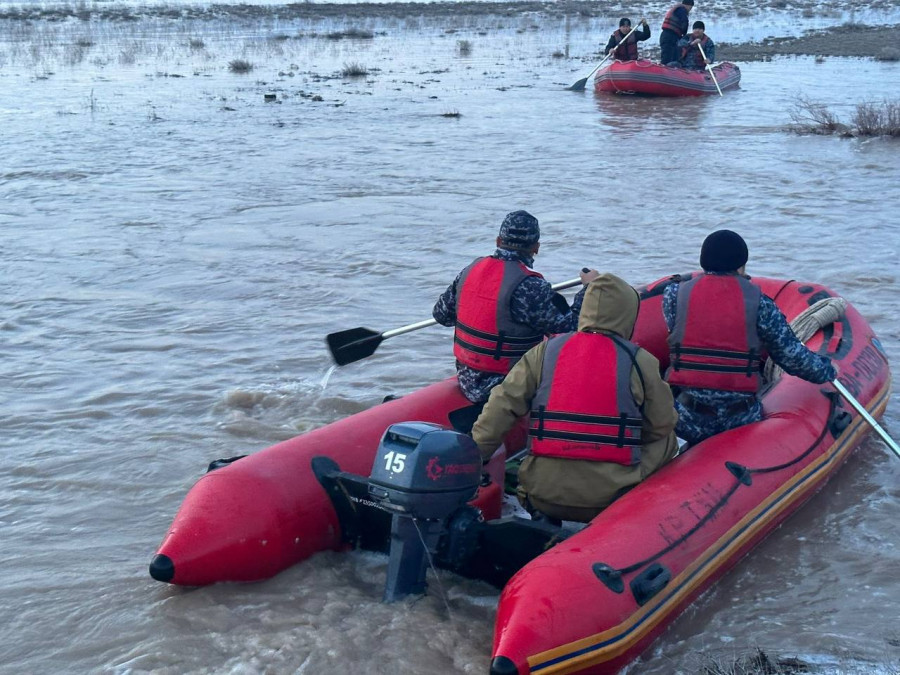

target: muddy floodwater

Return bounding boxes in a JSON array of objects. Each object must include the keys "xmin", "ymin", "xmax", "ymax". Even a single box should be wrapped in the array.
[{"xmin": 1, "ymin": 2, "xmax": 899, "ymax": 673}]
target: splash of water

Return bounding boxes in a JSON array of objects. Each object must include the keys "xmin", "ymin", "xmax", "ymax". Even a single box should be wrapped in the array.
[{"xmin": 320, "ymin": 364, "xmax": 337, "ymax": 391}]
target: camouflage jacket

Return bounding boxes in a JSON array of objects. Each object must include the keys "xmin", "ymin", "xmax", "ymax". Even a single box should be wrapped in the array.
[
  {"xmin": 433, "ymin": 248, "xmax": 585, "ymax": 402},
  {"xmin": 663, "ymin": 277, "xmax": 836, "ymax": 407}
]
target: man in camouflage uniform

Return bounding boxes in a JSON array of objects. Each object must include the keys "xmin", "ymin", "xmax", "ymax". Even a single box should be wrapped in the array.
[
  {"xmin": 664, "ymin": 230, "xmax": 837, "ymax": 445},
  {"xmin": 433, "ymin": 211, "xmax": 586, "ymax": 404}
]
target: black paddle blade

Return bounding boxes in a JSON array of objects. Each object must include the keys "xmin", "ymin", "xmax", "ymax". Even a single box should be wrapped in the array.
[
  {"xmin": 566, "ymin": 77, "xmax": 588, "ymax": 92},
  {"xmin": 326, "ymin": 327, "xmax": 383, "ymax": 366}
]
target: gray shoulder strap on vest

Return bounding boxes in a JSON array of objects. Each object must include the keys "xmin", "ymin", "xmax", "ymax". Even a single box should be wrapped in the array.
[{"xmin": 608, "ymin": 334, "xmax": 646, "ymax": 413}]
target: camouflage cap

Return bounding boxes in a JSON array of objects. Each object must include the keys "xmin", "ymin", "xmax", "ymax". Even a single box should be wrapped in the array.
[{"xmin": 498, "ymin": 210, "xmax": 540, "ymax": 250}]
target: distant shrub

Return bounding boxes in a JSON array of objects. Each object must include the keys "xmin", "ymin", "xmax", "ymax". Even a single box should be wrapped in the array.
[
  {"xmin": 789, "ymin": 96, "xmax": 900, "ymax": 137},
  {"xmin": 341, "ymin": 62, "xmax": 368, "ymax": 77},
  {"xmin": 852, "ymin": 100, "xmax": 900, "ymax": 136},
  {"xmin": 75, "ymin": 38, "xmax": 93, "ymax": 48},
  {"xmin": 552, "ymin": 50, "xmax": 565, "ymax": 58},
  {"xmin": 788, "ymin": 95, "xmax": 844, "ymax": 134},
  {"xmin": 189, "ymin": 38, "xmax": 205, "ymax": 49},
  {"xmin": 229, "ymin": 59, "xmax": 253, "ymax": 73}
]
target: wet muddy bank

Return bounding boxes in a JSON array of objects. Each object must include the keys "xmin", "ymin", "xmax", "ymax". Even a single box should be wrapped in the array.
[
  {"xmin": 2, "ymin": 0, "xmax": 899, "ymax": 23},
  {"xmin": 720, "ymin": 22, "xmax": 900, "ymax": 60},
  {"xmin": 2, "ymin": 2, "xmax": 899, "ymax": 62}
]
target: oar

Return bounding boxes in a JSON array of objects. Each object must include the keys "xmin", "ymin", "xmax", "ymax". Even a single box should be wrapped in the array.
[
  {"xmin": 696, "ymin": 42, "xmax": 723, "ymax": 97},
  {"xmin": 566, "ymin": 23, "xmax": 640, "ymax": 92},
  {"xmin": 327, "ymin": 277, "xmax": 585, "ymax": 366},
  {"xmin": 832, "ymin": 379, "xmax": 900, "ymax": 460}
]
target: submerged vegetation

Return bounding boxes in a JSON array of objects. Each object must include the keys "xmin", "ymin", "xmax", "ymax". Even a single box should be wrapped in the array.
[
  {"xmin": 228, "ymin": 58, "xmax": 253, "ymax": 73},
  {"xmin": 326, "ymin": 28, "xmax": 374, "ymax": 40},
  {"xmin": 697, "ymin": 647, "xmax": 900, "ymax": 675},
  {"xmin": 699, "ymin": 649, "xmax": 812, "ymax": 675},
  {"xmin": 789, "ymin": 97, "xmax": 900, "ymax": 137},
  {"xmin": 340, "ymin": 61, "xmax": 368, "ymax": 77}
]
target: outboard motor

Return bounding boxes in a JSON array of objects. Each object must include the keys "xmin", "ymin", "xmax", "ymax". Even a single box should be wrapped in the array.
[
  {"xmin": 313, "ymin": 420, "xmax": 568, "ymax": 601},
  {"xmin": 367, "ymin": 422, "xmax": 482, "ymax": 601}
]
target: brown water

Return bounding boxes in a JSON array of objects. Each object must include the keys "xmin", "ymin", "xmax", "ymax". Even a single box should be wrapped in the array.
[{"xmin": 1, "ymin": 7, "xmax": 899, "ymax": 675}]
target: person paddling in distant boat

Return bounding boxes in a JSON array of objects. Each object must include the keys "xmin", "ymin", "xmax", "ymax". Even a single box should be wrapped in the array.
[
  {"xmin": 605, "ymin": 17, "xmax": 651, "ymax": 62},
  {"xmin": 432, "ymin": 211, "xmax": 587, "ymax": 406},
  {"xmin": 659, "ymin": 0, "xmax": 694, "ymax": 66},
  {"xmin": 676, "ymin": 21, "xmax": 716, "ymax": 69}
]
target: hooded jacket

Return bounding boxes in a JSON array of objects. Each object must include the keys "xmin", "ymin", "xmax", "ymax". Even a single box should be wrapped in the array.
[{"xmin": 472, "ymin": 274, "xmax": 679, "ymax": 522}]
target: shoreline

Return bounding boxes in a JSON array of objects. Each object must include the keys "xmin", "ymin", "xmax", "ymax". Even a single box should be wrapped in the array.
[
  {"xmin": 1, "ymin": 3, "xmax": 898, "ymax": 61},
  {"xmin": 720, "ymin": 23, "xmax": 900, "ymax": 61},
  {"xmin": 1, "ymin": 0, "xmax": 899, "ymax": 22}
]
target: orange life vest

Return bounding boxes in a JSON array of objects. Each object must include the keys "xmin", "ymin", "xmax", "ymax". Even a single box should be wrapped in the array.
[
  {"xmin": 666, "ymin": 274, "xmax": 763, "ymax": 393},
  {"xmin": 529, "ymin": 332, "xmax": 644, "ymax": 465},
  {"xmin": 661, "ymin": 4, "xmax": 689, "ymax": 37},
  {"xmin": 610, "ymin": 30, "xmax": 639, "ymax": 61},
  {"xmin": 453, "ymin": 257, "xmax": 544, "ymax": 374}
]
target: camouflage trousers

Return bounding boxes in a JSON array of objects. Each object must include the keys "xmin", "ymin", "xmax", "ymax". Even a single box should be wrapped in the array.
[{"xmin": 674, "ymin": 396, "xmax": 764, "ymax": 446}]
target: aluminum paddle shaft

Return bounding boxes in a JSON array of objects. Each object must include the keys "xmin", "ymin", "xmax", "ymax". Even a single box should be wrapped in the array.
[
  {"xmin": 327, "ymin": 276, "xmax": 584, "ymax": 366},
  {"xmin": 832, "ymin": 379, "xmax": 900, "ymax": 460},
  {"xmin": 696, "ymin": 42, "xmax": 723, "ymax": 97},
  {"xmin": 566, "ymin": 23, "xmax": 640, "ymax": 91}
]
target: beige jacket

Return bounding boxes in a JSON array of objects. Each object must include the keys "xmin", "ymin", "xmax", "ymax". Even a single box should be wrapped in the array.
[{"xmin": 472, "ymin": 273, "xmax": 679, "ymax": 522}]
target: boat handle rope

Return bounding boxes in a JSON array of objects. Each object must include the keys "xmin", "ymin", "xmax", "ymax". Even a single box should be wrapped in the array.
[{"xmin": 593, "ymin": 390, "xmax": 842, "ymax": 592}]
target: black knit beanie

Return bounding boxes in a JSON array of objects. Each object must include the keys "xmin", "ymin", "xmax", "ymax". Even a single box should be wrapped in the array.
[{"xmin": 699, "ymin": 230, "xmax": 749, "ymax": 272}]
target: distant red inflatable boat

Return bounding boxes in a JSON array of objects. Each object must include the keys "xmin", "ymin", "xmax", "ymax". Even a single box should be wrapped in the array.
[
  {"xmin": 594, "ymin": 59, "xmax": 741, "ymax": 96},
  {"xmin": 151, "ymin": 274, "xmax": 890, "ymax": 675}
]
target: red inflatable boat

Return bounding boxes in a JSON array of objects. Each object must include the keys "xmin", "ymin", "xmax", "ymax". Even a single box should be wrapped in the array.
[
  {"xmin": 151, "ymin": 274, "xmax": 891, "ymax": 675},
  {"xmin": 594, "ymin": 59, "xmax": 741, "ymax": 96}
]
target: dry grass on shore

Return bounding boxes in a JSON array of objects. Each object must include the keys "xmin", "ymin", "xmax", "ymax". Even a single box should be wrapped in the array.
[
  {"xmin": 699, "ymin": 648, "xmax": 812, "ymax": 674},
  {"xmin": 789, "ymin": 96, "xmax": 900, "ymax": 137}
]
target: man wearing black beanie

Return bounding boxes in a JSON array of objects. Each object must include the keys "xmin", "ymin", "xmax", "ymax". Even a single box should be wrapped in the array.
[{"xmin": 661, "ymin": 230, "xmax": 837, "ymax": 445}]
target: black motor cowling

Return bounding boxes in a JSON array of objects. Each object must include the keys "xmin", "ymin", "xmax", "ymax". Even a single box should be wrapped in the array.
[
  {"xmin": 367, "ymin": 422, "xmax": 482, "ymax": 519},
  {"xmin": 313, "ymin": 421, "xmax": 567, "ymax": 602},
  {"xmin": 368, "ymin": 422, "xmax": 481, "ymax": 602}
]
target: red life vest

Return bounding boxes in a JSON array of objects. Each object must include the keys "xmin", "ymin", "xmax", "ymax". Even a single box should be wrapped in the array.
[
  {"xmin": 661, "ymin": 4, "xmax": 688, "ymax": 37},
  {"xmin": 610, "ymin": 30, "xmax": 638, "ymax": 61},
  {"xmin": 529, "ymin": 332, "xmax": 644, "ymax": 466},
  {"xmin": 681, "ymin": 34, "xmax": 710, "ymax": 68},
  {"xmin": 453, "ymin": 257, "xmax": 545, "ymax": 374},
  {"xmin": 666, "ymin": 274, "xmax": 763, "ymax": 393}
]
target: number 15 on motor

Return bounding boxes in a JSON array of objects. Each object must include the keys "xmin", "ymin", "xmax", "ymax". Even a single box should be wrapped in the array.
[{"xmin": 384, "ymin": 451, "xmax": 406, "ymax": 473}]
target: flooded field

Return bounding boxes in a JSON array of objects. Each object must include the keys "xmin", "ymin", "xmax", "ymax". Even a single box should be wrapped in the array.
[{"xmin": 1, "ymin": 2, "xmax": 899, "ymax": 674}]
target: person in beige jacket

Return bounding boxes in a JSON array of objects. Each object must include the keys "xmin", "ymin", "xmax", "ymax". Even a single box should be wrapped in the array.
[{"xmin": 472, "ymin": 273, "xmax": 679, "ymax": 523}]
